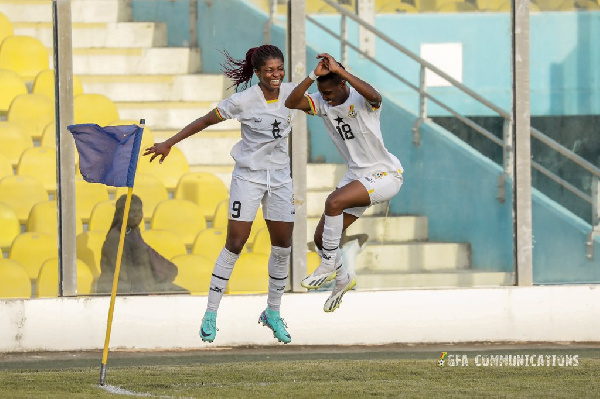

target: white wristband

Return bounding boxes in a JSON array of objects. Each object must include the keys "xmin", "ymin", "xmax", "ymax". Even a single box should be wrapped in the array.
[{"xmin": 308, "ymin": 70, "xmax": 317, "ymax": 81}]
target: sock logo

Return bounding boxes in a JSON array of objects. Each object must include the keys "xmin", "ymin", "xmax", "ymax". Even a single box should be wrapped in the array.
[
  {"xmin": 210, "ymin": 286, "xmax": 223, "ymax": 293},
  {"xmin": 322, "ymin": 253, "xmax": 332, "ymax": 260}
]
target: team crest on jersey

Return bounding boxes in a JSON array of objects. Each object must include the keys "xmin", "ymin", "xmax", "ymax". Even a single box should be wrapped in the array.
[
  {"xmin": 372, "ymin": 171, "xmax": 387, "ymax": 180},
  {"xmin": 348, "ymin": 105, "xmax": 357, "ymax": 118}
]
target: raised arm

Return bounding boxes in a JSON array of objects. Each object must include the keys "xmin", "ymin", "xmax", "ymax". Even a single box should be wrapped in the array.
[
  {"xmin": 143, "ymin": 108, "xmax": 222, "ymax": 163},
  {"xmin": 284, "ymin": 58, "xmax": 330, "ymax": 112},
  {"xmin": 318, "ymin": 53, "xmax": 382, "ymax": 107}
]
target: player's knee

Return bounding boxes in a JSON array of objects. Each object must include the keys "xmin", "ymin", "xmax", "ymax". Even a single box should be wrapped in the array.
[
  {"xmin": 225, "ymin": 238, "xmax": 246, "ymax": 255},
  {"xmin": 324, "ymin": 193, "xmax": 343, "ymax": 214}
]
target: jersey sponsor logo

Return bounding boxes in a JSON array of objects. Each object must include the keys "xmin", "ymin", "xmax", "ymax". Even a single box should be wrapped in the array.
[
  {"xmin": 348, "ymin": 104, "xmax": 357, "ymax": 118},
  {"xmin": 334, "ymin": 116, "xmax": 355, "ymax": 141},
  {"xmin": 271, "ymin": 119, "xmax": 282, "ymax": 138}
]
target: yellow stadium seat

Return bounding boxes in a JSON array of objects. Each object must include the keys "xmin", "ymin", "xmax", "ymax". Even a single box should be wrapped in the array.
[
  {"xmin": 110, "ymin": 119, "xmax": 155, "ymax": 152},
  {"xmin": 0, "ymin": 175, "xmax": 48, "ymax": 223},
  {"xmin": 307, "ymin": 251, "xmax": 321, "ymax": 275},
  {"xmin": 115, "ymin": 173, "xmax": 169, "ymax": 222},
  {"xmin": 36, "ymin": 258, "xmax": 94, "ymax": 297},
  {"xmin": 171, "ymin": 254, "xmax": 213, "ymax": 294},
  {"xmin": 212, "ymin": 199, "xmax": 229, "ymax": 229},
  {"xmin": 7, "ymin": 93, "xmax": 54, "ymax": 141},
  {"xmin": 0, "ymin": 259, "xmax": 31, "ymax": 299},
  {"xmin": 525, "ymin": 0, "xmax": 554, "ymax": 9},
  {"xmin": 0, "ymin": 12, "xmax": 14, "ymax": 44},
  {"xmin": 249, "ymin": 207, "xmax": 268, "ymax": 244},
  {"xmin": 88, "ymin": 200, "xmax": 116, "ymax": 233},
  {"xmin": 0, "ymin": 121, "xmax": 32, "ymax": 167},
  {"xmin": 175, "ymin": 172, "xmax": 229, "ymax": 222},
  {"xmin": 574, "ymin": 0, "xmax": 600, "ymax": 9},
  {"xmin": 0, "ymin": 69, "xmax": 27, "ymax": 114},
  {"xmin": 17, "ymin": 146, "xmax": 57, "ymax": 194},
  {"xmin": 39, "ymin": 122, "xmax": 80, "ymax": 166},
  {"xmin": 251, "ymin": 227, "xmax": 271, "ymax": 254},
  {"xmin": 73, "ymin": 93, "xmax": 119, "ymax": 126},
  {"xmin": 192, "ymin": 228, "xmax": 226, "ymax": 263},
  {"xmin": 32, "ymin": 69, "xmax": 84, "ymax": 100},
  {"xmin": 0, "ymin": 153, "xmax": 12, "ymax": 179},
  {"xmin": 376, "ymin": 0, "xmax": 419, "ymax": 12},
  {"xmin": 9, "ymin": 232, "xmax": 57, "ymax": 279},
  {"xmin": 142, "ymin": 229, "xmax": 187, "ymax": 260},
  {"xmin": 26, "ymin": 200, "xmax": 83, "ymax": 237},
  {"xmin": 437, "ymin": 1, "xmax": 478, "ymax": 11},
  {"xmin": 76, "ymin": 230, "xmax": 106, "ymax": 279},
  {"xmin": 75, "ymin": 179, "xmax": 109, "ymax": 223},
  {"xmin": 138, "ymin": 145, "xmax": 189, "ymax": 192},
  {"xmin": 227, "ymin": 253, "xmax": 269, "ymax": 294},
  {"xmin": 150, "ymin": 199, "xmax": 206, "ymax": 248},
  {"xmin": 0, "ymin": 35, "xmax": 49, "ymax": 81},
  {"xmin": 0, "ymin": 202, "xmax": 20, "ymax": 253}
]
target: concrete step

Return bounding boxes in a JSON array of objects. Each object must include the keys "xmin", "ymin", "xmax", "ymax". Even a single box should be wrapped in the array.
[
  {"xmin": 354, "ymin": 242, "xmax": 471, "ymax": 272},
  {"xmin": 306, "ymin": 190, "xmax": 389, "ymax": 218},
  {"xmin": 305, "ymin": 215, "xmax": 428, "ymax": 243},
  {"xmin": 116, "ymin": 101, "xmax": 239, "ymax": 131},
  {"xmin": 356, "ymin": 270, "xmax": 515, "ymax": 289},
  {"xmin": 14, "ymin": 21, "xmax": 167, "ymax": 48},
  {"xmin": 79, "ymin": 74, "xmax": 226, "ymax": 102},
  {"xmin": 52, "ymin": 48, "xmax": 202, "ymax": 75},
  {"xmin": 306, "ymin": 163, "xmax": 347, "ymax": 190},
  {"xmin": 0, "ymin": 0, "xmax": 131, "ymax": 23},
  {"xmin": 175, "ymin": 136, "xmax": 239, "ymax": 167}
]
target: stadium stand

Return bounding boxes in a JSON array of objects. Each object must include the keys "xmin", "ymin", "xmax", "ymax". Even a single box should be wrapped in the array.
[
  {"xmin": 0, "ymin": 69, "xmax": 27, "ymax": 114},
  {"xmin": 0, "ymin": 175, "xmax": 48, "ymax": 223},
  {"xmin": 36, "ymin": 258, "xmax": 94, "ymax": 298},
  {"xmin": 0, "ymin": 11, "xmax": 13, "ymax": 44},
  {"xmin": 174, "ymin": 172, "xmax": 229, "ymax": 223},
  {"xmin": 436, "ymin": 1, "xmax": 478, "ymax": 11},
  {"xmin": 376, "ymin": 0, "xmax": 419, "ymax": 12},
  {"xmin": 191, "ymin": 228, "xmax": 227, "ymax": 263},
  {"xmin": 141, "ymin": 229, "xmax": 188, "ymax": 260},
  {"xmin": 0, "ymin": 121, "xmax": 32, "ymax": 168},
  {"xmin": 73, "ymin": 93, "xmax": 119, "ymax": 126},
  {"xmin": 307, "ymin": 251, "xmax": 321, "ymax": 276},
  {"xmin": 0, "ymin": 153, "xmax": 12, "ymax": 179},
  {"xmin": 0, "ymin": 258, "xmax": 31, "ymax": 299},
  {"xmin": 226, "ymin": 253, "xmax": 269, "ymax": 294},
  {"xmin": 88, "ymin": 200, "xmax": 117, "ymax": 233},
  {"xmin": 0, "ymin": 35, "xmax": 49, "ymax": 81},
  {"xmin": 9, "ymin": 232, "xmax": 57, "ymax": 280},
  {"xmin": 75, "ymin": 230, "xmax": 106, "ymax": 280},
  {"xmin": 171, "ymin": 254, "xmax": 213, "ymax": 294},
  {"xmin": 26, "ymin": 200, "xmax": 83, "ymax": 238},
  {"xmin": 150, "ymin": 199, "xmax": 206, "ymax": 248},
  {"xmin": 32, "ymin": 68, "xmax": 84, "ymax": 100},
  {"xmin": 212, "ymin": 199, "xmax": 229, "ymax": 229},
  {"xmin": 138, "ymin": 145, "xmax": 190, "ymax": 193},
  {"xmin": 75, "ymin": 179, "xmax": 110, "ymax": 223},
  {"xmin": 251, "ymin": 227, "xmax": 271, "ymax": 255},
  {"xmin": 115, "ymin": 173, "xmax": 169, "ymax": 222},
  {"xmin": 16, "ymin": 146, "xmax": 57, "ymax": 194},
  {"xmin": 0, "ymin": 202, "xmax": 20, "ymax": 255},
  {"xmin": 6, "ymin": 93, "xmax": 54, "ymax": 142}
]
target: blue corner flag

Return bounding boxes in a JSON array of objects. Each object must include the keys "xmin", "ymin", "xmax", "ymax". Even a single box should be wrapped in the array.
[{"xmin": 67, "ymin": 123, "xmax": 144, "ymax": 188}]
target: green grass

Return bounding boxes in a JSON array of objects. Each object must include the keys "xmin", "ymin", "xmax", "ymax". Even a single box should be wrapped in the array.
[{"xmin": 1, "ymin": 347, "xmax": 599, "ymax": 398}]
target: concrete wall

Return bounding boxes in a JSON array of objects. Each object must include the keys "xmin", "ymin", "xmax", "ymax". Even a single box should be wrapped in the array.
[{"xmin": 2, "ymin": 286, "xmax": 600, "ymax": 352}]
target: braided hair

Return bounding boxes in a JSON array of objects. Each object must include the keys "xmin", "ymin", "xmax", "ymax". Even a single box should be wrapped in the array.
[{"xmin": 220, "ymin": 44, "xmax": 284, "ymax": 92}]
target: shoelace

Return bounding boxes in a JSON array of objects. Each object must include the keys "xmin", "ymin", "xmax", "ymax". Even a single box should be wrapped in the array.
[
  {"xmin": 274, "ymin": 316, "xmax": 288, "ymax": 331},
  {"xmin": 204, "ymin": 318, "xmax": 218, "ymax": 332}
]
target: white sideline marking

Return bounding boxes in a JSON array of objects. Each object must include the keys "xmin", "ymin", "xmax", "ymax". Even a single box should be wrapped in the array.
[{"xmin": 98, "ymin": 384, "xmax": 172, "ymax": 397}]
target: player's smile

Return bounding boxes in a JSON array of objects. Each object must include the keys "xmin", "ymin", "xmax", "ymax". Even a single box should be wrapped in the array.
[{"xmin": 257, "ymin": 58, "xmax": 285, "ymax": 92}]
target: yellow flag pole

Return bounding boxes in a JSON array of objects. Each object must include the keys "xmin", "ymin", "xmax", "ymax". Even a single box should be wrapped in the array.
[
  {"xmin": 99, "ymin": 119, "xmax": 144, "ymax": 386},
  {"xmin": 99, "ymin": 186, "xmax": 133, "ymax": 386}
]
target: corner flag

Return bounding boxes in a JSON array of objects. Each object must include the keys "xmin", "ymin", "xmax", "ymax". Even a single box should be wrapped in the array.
[{"xmin": 67, "ymin": 123, "xmax": 144, "ymax": 188}]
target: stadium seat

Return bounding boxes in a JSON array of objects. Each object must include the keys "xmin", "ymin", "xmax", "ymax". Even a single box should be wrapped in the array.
[
  {"xmin": 530, "ymin": 0, "xmax": 562, "ymax": 9},
  {"xmin": 73, "ymin": 93, "xmax": 119, "ymax": 126},
  {"xmin": 307, "ymin": 251, "xmax": 321, "ymax": 276},
  {"xmin": 32, "ymin": 69, "xmax": 84, "ymax": 100},
  {"xmin": 141, "ymin": 229, "xmax": 187, "ymax": 260},
  {"xmin": 109, "ymin": 119, "xmax": 155, "ymax": 152},
  {"xmin": 0, "ymin": 153, "xmax": 12, "ymax": 180},
  {"xmin": 26, "ymin": 200, "xmax": 83, "ymax": 237},
  {"xmin": 115, "ymin": 173, "xmax": 169, "ymax": 222},
  {"xmin": 436, "ymin": 1, "xmax": 478, "ymax": 11},
  {"xmin": 0, "ymin": 35, "xmax": 49, "ymax": 81},
  {"xmin": 249, "ymin": 207, "xmax": 268, "ymax": 244},
  {"xmin": 88, "ymin": 200, "xmax": 116, "ymax": 233},
  {"xmin": 151, "ymin": 199, "xmax": 206, "ymax": 248},
  {"xmin": 212, "ymin": 199, "xmax": 229, "ymax": 229},
  {"xmin": 0, "ymin": 175, "xmax": 49, "ymax": 223},
  {"xmin": 0, "ymin": 121, "xmax": 32, "ymax": 167},
  {"xmin": 76, "ymin": 230, "xmax": 106, "ymax": 279},
  {"xmin": 0, "ymin": 69, "xmax": 27, "ymax": 114},
  {"xmin": 171, "ymin": 254, "xmax": 213, "ymax": 294},
  {"xmin": 251, "ymin": 227, "xmax": 271, "ymax": 254},
  {"xmin": 192, "ymin": 228, "xmax": 227, "ymax": 263},
  {"xmin": 0, "ymin": 202, "xmax": 20, "ymax": 254},
  {"xmin": 39, "ymin": 123, "xmax": 80, "ymax": 166},
  {"xmin": 227, "ymin": 253, "xmax": 269, "ymax": 294},
  {"xmin": 0, "ymin": 12, "xmax": 14, "ymax": 44},
  {"xmin": 0, "ymin": 259, "xmax": 31, "ymax": 299},
  {"xmin": 7, "ymin": 93, "xmax": 54, "ymax": 141},
  {"xmin": 75, "ymin": 179, "xmax": 109, "ymax": 223},
  {"xmin": 17, "ymin": 146, "xmax": 57, "ymax": 194},
  {"xmin": 574, "ymin": 0, "xmax": 600, "ymax": 9},
  {"xmin": 376, "ymin": 0, "xmax": 419, "ymax": 12},
  {"xmin": 494, "ymin": 0, "xmax": 540, "ymax": 9},
  {"xmin": 36, "ymin": 258, "xmax": 94, "ymax": 298},
  {"xmin": 138, "ymin": 145, "xmax": 190, "ymax": 192},
  {"xmin": 174, "ymin": 172, "xmax": 229, "ymax": 222},
  {"xmin": 9, "ymin": 232, "xmax": 57, "ymax": 280}
]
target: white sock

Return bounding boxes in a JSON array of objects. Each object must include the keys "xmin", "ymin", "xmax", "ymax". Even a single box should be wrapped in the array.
[
  {"xmin": 321, "ymin": 214, "xmax": 343, "ymax": 269},
  {"xmin": 206, "ymin": 247, "xmax": 239, "ymax": 312},
  {"xmin": 334, "ymin": 249, "xmax": 349, "ymax": 283},
  {"xmin": 267, "ymin": 246, "xmax": 290, "ymax": 312}
]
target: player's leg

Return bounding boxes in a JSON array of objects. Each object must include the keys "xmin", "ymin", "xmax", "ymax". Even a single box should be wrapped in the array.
[
  {"xmin": 258, "ymin": 182, "xmax": 295, "ymax": 343},
  {"xmin": 200, "ymin": 178, "xmax": 261, "ymax": 343}
]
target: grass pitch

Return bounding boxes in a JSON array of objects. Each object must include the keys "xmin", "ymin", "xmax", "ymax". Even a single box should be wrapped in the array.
[{"xmin": 1, "ymin": 345, "xmax": 599, "ymax": 398}]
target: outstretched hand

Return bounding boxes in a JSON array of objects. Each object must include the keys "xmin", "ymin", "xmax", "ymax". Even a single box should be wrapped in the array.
[
  {"xmin": 317, "ymin": 53, "xmax": 343, "ymax": 75},
  {"xmin": 143, "ymin": 141, "xmax": 171, "ymax": 164}
]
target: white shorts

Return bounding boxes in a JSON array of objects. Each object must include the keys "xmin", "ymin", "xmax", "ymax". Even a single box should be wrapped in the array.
[
  {"xmin": 339, "ymin": 170, "xmax": 403, "ymax": 218},
  {"xmin": 228, "ymin": 176, "xmax": 295, "ymax": 223}
]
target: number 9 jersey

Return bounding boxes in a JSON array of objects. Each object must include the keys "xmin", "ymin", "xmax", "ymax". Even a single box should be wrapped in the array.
[{"xmin": 305, "ymin": 87, "xmax": 403, "ymax": 179}]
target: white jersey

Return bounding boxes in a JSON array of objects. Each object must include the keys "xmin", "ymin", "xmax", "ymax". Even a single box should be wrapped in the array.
[
  {"xmin": 216, "ymin": 82, "xmax": 297, "ymax": 186},
  {"xmin": 306, "ymin": 87, "xmax": 403, "ymax": 179}
]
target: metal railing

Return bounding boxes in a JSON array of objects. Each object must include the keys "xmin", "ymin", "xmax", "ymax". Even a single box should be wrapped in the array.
[{"xmin": 283, "ymin": 0, "xmax": 600, "ymax": 257}]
